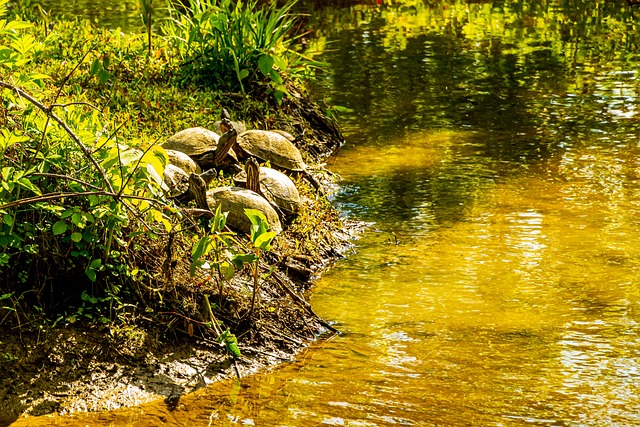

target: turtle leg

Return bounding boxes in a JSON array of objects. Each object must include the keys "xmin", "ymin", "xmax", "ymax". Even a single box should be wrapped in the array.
[
  {"xmin": 188, "ymin": 173, "xmax": 210, "ymax": 211},
  {"xmin": 302, "ymin": 170, "xmax": 325, "ymax": 195}
]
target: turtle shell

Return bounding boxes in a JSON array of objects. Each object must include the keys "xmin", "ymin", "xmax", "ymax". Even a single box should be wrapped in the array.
[
  {"xmin": 162, "ymin": 127, "xmax": 220, "ymax": 156},
  {"xmin": 163, "ymin": 164, "xmax": 190, "ymax": 198},
  {"xmin": 236, "ymin": 130, "xmax": 306, "ymax": 172},
  {"xmin": 234, "ymin": 167, "xmax": 301, "ymax": 215},
  {"xmin": 206, "ymin": 187, "xmax": 282, "ymax": 234},
  {"xmin": 165, "ymin": 149, "xmax": 201, "ymax": 174}
]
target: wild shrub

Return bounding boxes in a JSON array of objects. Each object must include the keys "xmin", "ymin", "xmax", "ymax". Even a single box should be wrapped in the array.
[{"xmin": 162, "ymin": 0, "xmax": 323, "ymax": 103}]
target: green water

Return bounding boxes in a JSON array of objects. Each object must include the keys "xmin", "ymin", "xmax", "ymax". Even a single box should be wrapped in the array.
[{"xmin": 16, "ymin": 0, "xmax": 640, "ymax": 425}]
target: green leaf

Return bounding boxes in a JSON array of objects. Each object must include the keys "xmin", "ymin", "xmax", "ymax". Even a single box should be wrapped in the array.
[
  {"xmin": 52, "ymin": 220, "xmax": 67, "ymax": 235},
  {"xmin": 85, "ymin": 268, "xmax": 96, "ymax": 282},
  {"xmin": 28, "ymin": 72, "xmax": 50, "ymax": 82},
  {"xmin": 254, "ymin": 231, "xmax": 276, "ymax": 251},
  {"xmin": 258, "ymin": 54, "xmax": 274, "ymax": 76},
  {"xmin": 1, "ymin": 167, "xmax": 12, "ymax": 181},
  {"xmin": 17, "ymin": 177, "xmax": 41, "ymax": 195},
  {"xmin": 90, "ymin": 258, "xmax": 102, "ymax": 269},
  {"xmin": 244, "ymin": 209, "xmax": 266, "ymax": 226},
  {"xmin": 90, "ymin": 58, "xmax": 102, "ymax": 75},
  {"xmin": 2, "ymin": 213, "xmax": 13, "ymax": 227},
  {"xmin": 273, "ymin": 89, "xmax": 284, "ymax": 105},
  {"xmin": 272, "ymin": 54, "xmax": 287, "ymax": 71},
  {"xmin": 81, "ymin": 291, "xmax": 98, "ymax": 304},
  {"xmin": 70, "ymin": 232, "xmax": 83, "ymax": 242},
  {"xmin": 192, "ymin": 236, "xmax": 213, "ymax": 262},
  {"xmin": 218, "ymin": 261, "xmax": 235, "ymax": 280},
  {"xmin": 209, "ymin": 205, "xmax": 227, "ymax": 232},
  {"xmin": 231, "ymin": 253, "xmax": 257, "ymax": 269},
  {"xmin": 217, "ymin": 329, "xmax": 241, "ymax": 359},
  {"xmin": 269, "ymin": 68, "xmax": 283, "ymax": 84},
  {"xmin": 189, "ymin": 259, "xmax": 205, "ymax": 277},
  {"xmin": 4, "ymin": 20, "xmax": 32, "ymax": 31}
]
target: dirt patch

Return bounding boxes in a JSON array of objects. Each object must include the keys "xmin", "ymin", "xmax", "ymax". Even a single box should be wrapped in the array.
[
  {"xmin": 0, "ymin": 218, "xmax": 366, "ymax": 426},
  {"xmin": 0, "ymin": 93, "xmax": 363, "ymax": 424}
]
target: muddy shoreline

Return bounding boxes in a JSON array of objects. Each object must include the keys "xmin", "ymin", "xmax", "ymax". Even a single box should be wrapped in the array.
[
  {"xmin": 0, "ymin": 95, "xmax": 363, "ymax": 424},
  {"xmin": 0, "ymin": 218, "xmax": 365, "ymax": 426}
]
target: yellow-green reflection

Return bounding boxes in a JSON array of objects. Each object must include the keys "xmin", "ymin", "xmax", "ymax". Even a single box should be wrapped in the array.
[
  {"xmin": 12, "ymin": 0, "xmax": 640, "ymax": 425},
  {"xmin": 329, "ymin": 129, "xmax": 455, "ymax": 177},
  {"xmin": 14, "ymin": 131, "xmax": 640, "ymax": 426}
]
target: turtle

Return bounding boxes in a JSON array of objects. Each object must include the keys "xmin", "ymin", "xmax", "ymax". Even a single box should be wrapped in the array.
[
  {"xmin": 165, "ymin": 149, "xmax": 201, "ymax": 174},
  {"xmin": 163, "ymin": 127, "xmax": 219, "ymax": 154},
  {"xmin": 163, "ymin": 164, "xmax": 217, "ymax": 205},
  {"xmin": 234, "ymin": 129, "xmax": 324, "ymax": 193},
  {"xmin": 162, "ymin": 121, "xmax": 238, "ymax": 170},
  {"xmin": 205, "ymin": 159, "xmax": 282, "ymax": 235},
  {"xmin": 234, "ymin": 158, "xmax": 302, "ymax": 218}
]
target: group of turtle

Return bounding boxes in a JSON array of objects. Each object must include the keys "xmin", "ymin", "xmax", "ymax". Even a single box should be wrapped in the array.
[{"xmin": 161, "ymin": 110, "xmax": 320, "ymax": 234}]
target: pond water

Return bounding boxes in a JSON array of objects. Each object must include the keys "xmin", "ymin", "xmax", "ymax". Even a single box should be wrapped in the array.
[{"xmin": 14, "ymin": 0, "xmax": 640, "ymax": 425}]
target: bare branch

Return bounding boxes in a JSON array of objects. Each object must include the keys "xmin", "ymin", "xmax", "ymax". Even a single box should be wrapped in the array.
[
  {"xmin": 0, "ymin": 80, "xmax": 115, "ymax": 194},
  {"xmin": 49, "ymin": 101, "xmax": 101, "ymax": 111},
  {"xmin": 0, "ymin": 190, "xmax": 170, "ymax": 211},
  {"xmin": 31, "ymin": 172, "xmax": 102, "ymax": 190}
]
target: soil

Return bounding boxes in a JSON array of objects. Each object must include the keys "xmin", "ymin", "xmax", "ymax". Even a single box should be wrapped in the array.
[{"xmin": 0, "ymin": 91, "xmax": 362, "ymax": 425}]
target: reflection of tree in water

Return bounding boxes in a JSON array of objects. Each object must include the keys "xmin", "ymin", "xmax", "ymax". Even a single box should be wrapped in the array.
[{"xmin": 307, "ymin": 0, "xmax": 640, "ymax": 225}]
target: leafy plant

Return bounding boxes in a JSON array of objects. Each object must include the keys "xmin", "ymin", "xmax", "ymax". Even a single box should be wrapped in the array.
[
  {"xmin": 162, "ymin": 0, "xmax": 323, "ymax": 103},
  {"xmin": 244, "ymin": 208, "xmax": 276, "ymax": 320},
  {"xmin": 0, "ymin": 0, "xmax": 179, "ymax": 316}
]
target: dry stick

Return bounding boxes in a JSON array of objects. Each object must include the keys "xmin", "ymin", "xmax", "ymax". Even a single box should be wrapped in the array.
[
  {"xmin": 263, "ymin": 263, "xmax": 341, "ymax": 334},
  {"xmin": 50, "ymin": 101, "xmax": 100, "ymax": 111},
  {"xmin": 0, "ymin": 80, "xmax": 115, "ymax": 194},
  {"xmin": 31, "ymin": 172, "xmax": 102, "ymax": 190},
  {"xmin": 93, "ymin": 121, "xmax": 126, "ymax": 153},
  {"xmin": 0, "ymin": 190, "xmax": 163, "ymax": 211}
]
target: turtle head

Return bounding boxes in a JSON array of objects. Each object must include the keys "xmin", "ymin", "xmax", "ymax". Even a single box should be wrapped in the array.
[
  {"xmin": 199, "ymin": 168, "xmax": 218, "ymax": 186},
  {"xmin": 188, "ymin": 173, "xmax": 209, "ymax": 211},
  {"xmin": 219, "ymin": 117, "xmax": 234, "ymax": 134},
  {"xmin": 245, "ymin": 157, "xmax": 261, "ymax": 194},
  {"xmin": 213, "ymin": 126, "xmax": 238, "ymax": 165},
  {"xmin": 221, "ymin": 108, "xmax": 231, "ymax": 121}
]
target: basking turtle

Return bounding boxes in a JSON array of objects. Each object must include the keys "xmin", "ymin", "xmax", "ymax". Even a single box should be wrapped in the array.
[
  {"xmin": 162, "ymin": 121, "xmax": 238, "ymax": 170},
  {"xmin": 269, "ymin": 129, "xmax": 296, "ymax": 142},
  {"xmin": 234, "ymin": 158, "xmax": 302, "ymax": 218},
  {"xmin": 165, "ymin": 149, "xmax": 201, "ymax": 174},
  {"xmin": 163, "ymin": 127, "xmax": 219, "ymax": 154},
  {"xmin": 164, "ymin": 164, "xmax": 216, "ymax": 205},
  {"xmin": 205, "ymin": 159, "xmax": 282, "ymax": 235},
  {"xmin": 235, "ymin": 130, "xmax": 324, "ymax": 193}
]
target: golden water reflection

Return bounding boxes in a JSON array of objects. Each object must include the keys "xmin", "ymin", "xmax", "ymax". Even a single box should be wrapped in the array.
[{"xmin": 11, "ymin": 127, "xmax": 640, "ymax": 426}]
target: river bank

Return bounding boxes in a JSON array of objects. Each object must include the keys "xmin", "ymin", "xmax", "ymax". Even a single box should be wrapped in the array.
[
  {"xmin": 0, "ymin": 91, "xmax": 365, "ymax": 423},
  {"xmin": 0, "ymin": 2, "xmax": 365, "ymax": 423}
]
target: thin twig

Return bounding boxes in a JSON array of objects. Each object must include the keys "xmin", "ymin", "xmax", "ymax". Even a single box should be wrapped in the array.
[
  {"xmin": 30, "ymin": 42, "xmax": 99, "ymax": 164},
  {"xmin": 118, "ymin": 136, "xmax": 163, "ymax": 200},
  {"xmin": 265, "ymin": 265, "xmax": 340, "ymax": 334},
  {"xmin": 49, "ymin": 101, "xmax": 101, "ymax": 111},
  {"xmin": 0, "ymin": 80, "xmax": 115, "ymax": 194},
  {"xmin": 0, "ymin": 190, "xmax": 167, "ymax": 210},
  {"xmin": 31, "ymin": 172, "xmax": 102, "ymax": 190}
]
